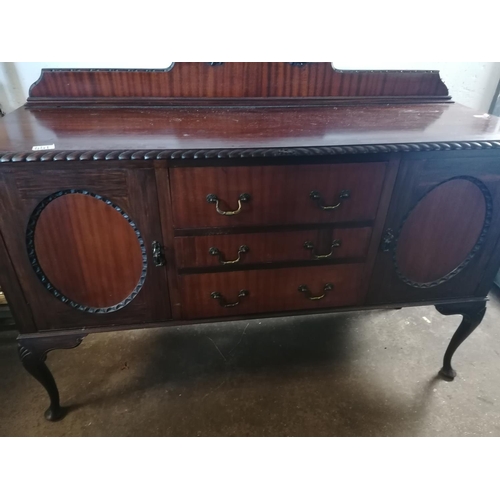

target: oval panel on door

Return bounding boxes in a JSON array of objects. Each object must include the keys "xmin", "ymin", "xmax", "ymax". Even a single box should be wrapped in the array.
[
  {"xmin": 394, "ymin": 177, "xmax": 491, "ymax": 287},
  {"xmin": 26, "ymin": 190, "xmax": 147, "ymax": 313}
]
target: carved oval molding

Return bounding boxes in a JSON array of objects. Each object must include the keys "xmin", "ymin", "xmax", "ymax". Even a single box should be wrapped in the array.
[
  {"xmin": 26, "ymin": 190, "xmax": 147, "ymax": 313},
  {"xmin": 393, "ymin": 176, "xmax": 492, "ymax": 288}
]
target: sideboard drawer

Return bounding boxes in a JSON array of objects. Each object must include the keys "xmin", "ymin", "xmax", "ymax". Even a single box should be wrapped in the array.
[
  {"xmin": 178, "ymin": 264, "xmax": 365, "ymax": 319},
  {"xmin": 175, "ymin": 227, "xmax": 372, "ymax": 269},
  {"xmin": 170, "ymin": 163, "xmax": 387, "ymax": 228}
]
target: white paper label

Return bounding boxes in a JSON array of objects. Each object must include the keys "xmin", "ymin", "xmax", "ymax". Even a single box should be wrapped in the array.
[{"xmin": 32, "ymin": 144, "xmax": 55, "ymax": 151}]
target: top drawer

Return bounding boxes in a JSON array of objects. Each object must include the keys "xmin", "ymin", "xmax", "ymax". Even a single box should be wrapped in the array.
[{"xmin": 170, "ymin": 163, "xmax": 387, "ymax": 229}]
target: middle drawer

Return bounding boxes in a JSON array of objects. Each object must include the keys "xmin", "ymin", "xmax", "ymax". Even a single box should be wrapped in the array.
[{"xmin": 174, "ymin": 227, "xmax": 372, "ymax": 269}]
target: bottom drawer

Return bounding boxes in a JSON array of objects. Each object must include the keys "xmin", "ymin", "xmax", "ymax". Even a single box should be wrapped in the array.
[{"xmin": 179, "ymin": 264, "xmax": 366, "ymax": 319}]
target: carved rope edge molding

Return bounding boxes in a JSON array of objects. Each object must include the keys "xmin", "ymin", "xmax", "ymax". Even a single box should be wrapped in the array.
[{"xmin": 2, "ymin": 141, "xmax": 500, "ymax": 163}]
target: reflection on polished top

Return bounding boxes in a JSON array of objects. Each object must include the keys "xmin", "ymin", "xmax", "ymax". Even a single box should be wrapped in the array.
[
  {"xmin": 0, "ymin": 103, "xmax": 500, "ymax": 155},
  {"xmin": 0, "ymin": 62, "xmax": 500, "ymax": 159}
]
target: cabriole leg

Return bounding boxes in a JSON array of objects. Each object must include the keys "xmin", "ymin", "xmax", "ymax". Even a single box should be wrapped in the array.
[
  {"xmin": 435, "ymin": 301, "xmax": 486, "ymax": 381},
  {"xmin": 17, "ymin": 333, "xmax": 87, "ymax": 421}
]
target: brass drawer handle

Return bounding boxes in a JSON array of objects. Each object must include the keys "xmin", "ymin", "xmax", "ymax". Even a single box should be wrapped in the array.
[
  {"xmin": 310, "ymin": 190, "xmax": 350, "ymax": 210},
  {"xmin": 206, "ymin": 193, "xmax": 251, "ymax": 216},
  {"xmin": 298, "ymin": 283, "xmax": 333, "ymax": 300},
  {"xmin": 211, "ymin": 289, "xmax": 249, "ymax": 307},
  {"xmin": 152, "ymin": 241, "xmax": 166, "ymax": 267},
  {"xmin": 209, "ymin": 245, "xmax": 249, "ymax": 265},
  {"xmin": 304, "ymin": 239, "xmax": 341, "ymax": 259}
]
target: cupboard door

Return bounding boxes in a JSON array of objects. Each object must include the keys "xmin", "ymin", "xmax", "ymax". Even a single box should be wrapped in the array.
[
  {"xmin": 0, "ymin": 164, "xmax": 170, "ymax": 330},
  {"xmin": 367, "ymin": 155, "xmax": 500, "ymax": 305}
]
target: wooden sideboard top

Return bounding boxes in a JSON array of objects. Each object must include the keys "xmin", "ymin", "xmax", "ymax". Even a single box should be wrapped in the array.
[
  {"xmin": 1, "ymin": 103, "xmax": 500, "ymax": 162},
  {"xmin": 1, "ymin": 63, "xmax": 499, "ymax": 162}
]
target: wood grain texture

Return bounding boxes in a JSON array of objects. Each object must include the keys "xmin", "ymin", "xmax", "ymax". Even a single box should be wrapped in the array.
[
  {"xmin": 170, "ymin": 163, "xmax": 386, "ymax": 228},
  {"xmin": 395, "ymin": 178, "xmax": 486, "ymax": 284},
  {"xmin": 174, "ymin": 227, "xmax": 372, "ymax": 269},
  {"xmin": 173, "ymin": 220, "xmax": 373, "ymax": 237},
  {"xmin": 6, "ymin": 64, "xmax": 500, "ymax": 421},
  {"xmin": 366, "ymin": 156, "xmax": 500, "ymax": 304},
  {"xmin": 179, "ymin": 264, "xmax": 366, "ymax": 319},
  {"xmin": 2, "ymin": 104, "xmax": 500, "ymax": 162},
  {"xmin": 0, "ymin": 164, "xmax": 171, "ymax": 330},
  {"xmin": 33, "ymin": 193, "xmax": 145, "ymax": 309},
  {"xmin": 26, "ymin": 63, "xmax": 449, "ymax": 106}
]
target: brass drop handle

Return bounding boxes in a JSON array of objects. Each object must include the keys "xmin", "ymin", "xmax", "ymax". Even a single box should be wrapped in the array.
[
  {"xmin": 152, "ymin": 241, "xmax": 166, "ymax": 267},
  {"xmin": 304, "ymin": 239, "xmax": 341, "ymax": 259},
  {"xmin": 209, "ymin": 245, "xmax": 249, "ymax": 265},
  {"xmin": 310, "ymin": 190, "xmax": 350, "ymax": 210},
  {"xmin": 211, "ymin": 289, "xmax": 249, "ymax": 308},
  {"xmin": 298, "ymin": 283, "xmax": 333, "ymax": 301},
  {"xmin": 206, "ymin": 193, "xmax": 251, "ymax": 216}
]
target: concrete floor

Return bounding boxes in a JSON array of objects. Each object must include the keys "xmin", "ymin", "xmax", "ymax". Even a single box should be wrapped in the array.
[{"xmin": 1, "ymin": 292, "xmax": 500, "ymax": 436}]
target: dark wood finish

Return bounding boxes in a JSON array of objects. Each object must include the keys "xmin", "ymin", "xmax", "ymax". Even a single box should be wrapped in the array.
[
  {"xmin": 178, "ymin": 264, "xmax": 366, "ymax": 319},
  {"xmin": 2, "ymin": 104, "xmax": 500, "ymax": 162},
  {"xmin": 435, "ymin": 301, "xmax": 487, "ymax": 380},
  {"xmin": 26, "ymin": 63, "xmax": 450, "ymax": 107},
  {"xmin": 1, "ymin": 65, "xmax": 499, "ymax": 421},
  {"xmin": 173, "ymin": 220, "xmax": 373, "ymax": 237},
  {"xmin": 155, "ymin": 165, "xmax": 182, "ymax": 320},
  {"xmin": 0, "ymin": 228, "xmax": 36, "ymax": 332},
  {"xmin": 0, "ymin": 164, "xmax": 171, "ymax": 330},
  {"xmin": 395, "ymin": 178, "xmax": 487, "ymax": 284},
  {"xmin": 33, "ymin": 192, "xmax": 145, "ymax": 309},
  {"xmin": 359, "ymin": 154, "xmax": 400, "ymax": 303},
  {"xmin": 366, "ymin": 155, "xmax": 500, "ymax": 304},
  {"xmin": 170, "ymin": 163, "xmax": 386, "ymax": 228},
  {"xmin": 24, "ymin": 296, "xmax": 486, "ymax": 338},
  {"xmin": 18, "ymin": 332, "xmax": 87, "ymax": 421},
  {"xmin": 174, "ymin": 227, "xmax": 372, "ymax": 270}
]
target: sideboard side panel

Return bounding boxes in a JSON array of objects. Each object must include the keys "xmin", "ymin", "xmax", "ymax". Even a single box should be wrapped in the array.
[{"xmin": 0, "ymin": 227, "xmax": 36, "ymax": 332}]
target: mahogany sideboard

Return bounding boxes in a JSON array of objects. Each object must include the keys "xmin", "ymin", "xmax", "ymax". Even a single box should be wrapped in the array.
[{"xmin": 1, "ymin": 62, "xmax": 500, "ymax": 421}]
